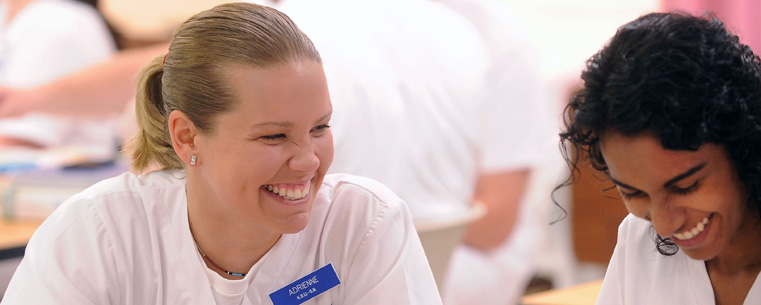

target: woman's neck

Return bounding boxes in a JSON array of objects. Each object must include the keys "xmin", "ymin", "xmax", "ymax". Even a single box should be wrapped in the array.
[
  {"xmin": 186, "ymin": 178, "xmax": 281, "ymax": 280},
  {"xmin": 707, "ymin": 211, "xmax": 761, "ymax": 275},
  {"xmin": 705, "ymin": 211, "xmax": 761, "ymax": 305}
]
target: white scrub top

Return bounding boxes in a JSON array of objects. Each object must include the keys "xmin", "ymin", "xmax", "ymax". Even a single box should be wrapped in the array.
[
  {"xmin": 1, "ymin": 171, "xmax": 441, "ymax": 305},
  {"xmin": 0, "ymin": 0, "xmax": 117, "ymax": 152},
  {"xmin": 431, "ymin": 0, "xmax": 557, "ymax": 304},
  {"xmin": 597, "ymin": 214, "xmax": 761, "ymax": 305}
]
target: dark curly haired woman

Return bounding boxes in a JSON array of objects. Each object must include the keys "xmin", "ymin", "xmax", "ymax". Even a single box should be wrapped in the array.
[{"xmin": 559, "ymin": 12, "xmax": 761, "ymax": 305}]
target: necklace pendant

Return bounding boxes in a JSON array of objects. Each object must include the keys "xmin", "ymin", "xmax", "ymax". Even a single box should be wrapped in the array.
[{"xmin": 226, "ymin": 271, "xmax": 247, "ymax": 277}]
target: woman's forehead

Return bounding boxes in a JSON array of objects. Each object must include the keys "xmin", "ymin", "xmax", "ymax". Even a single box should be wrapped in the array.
[{"xmin": 600, "ymin": 132, "xmax": 725, "ymax": 180}]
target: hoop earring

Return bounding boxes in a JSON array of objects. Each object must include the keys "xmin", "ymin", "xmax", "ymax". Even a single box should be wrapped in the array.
[{"xmin": 190, "ymin": 155, "xmax": 197, "ymax": 166}]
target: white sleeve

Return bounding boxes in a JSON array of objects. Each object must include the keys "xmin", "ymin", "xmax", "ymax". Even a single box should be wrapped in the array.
[
  {"xmin": 1, "ymin": 4, "xmax": 115, "ymax": 88},
  {"xmin": 476, "ymin": 14, "xmax": 558, "ymax": 173},
  {"xmin": 0, "ymin": 2, "xmax": 115, "ymax": 147},
  {"xmin": 1, "ymin": 198, "xmax": 122, "ymax": 305},
  {"xmin": 346, "ymin": 202, "xmax": 441, "ymax": 304},
  {"xmin": 325, "ymin": 178, "xmax": 442, "ymax": 305},
  {"xmin": 595, "ymin": 215, "xmax": 631, "ymax": 305}
]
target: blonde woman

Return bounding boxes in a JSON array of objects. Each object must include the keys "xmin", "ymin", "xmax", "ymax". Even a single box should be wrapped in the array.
[{"xmin": 1, "ymin": 3, "xmax": 440, "ymax": 304}]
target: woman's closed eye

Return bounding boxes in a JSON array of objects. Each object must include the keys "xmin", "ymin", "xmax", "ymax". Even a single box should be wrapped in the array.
[
  {"xmin": 670, "ymin": 180, "xmax": 701, "ymax": 196},
  {"xmin": 310, "ymin": 124, "xmax": 330, "ymax": 136},
  {"xmin": 259, "ymin": 133, "xmax": 287, "ymax": 143},
  {"xmin": 619, "ymin": 188, "xmax": 646, "ymax": 200}
]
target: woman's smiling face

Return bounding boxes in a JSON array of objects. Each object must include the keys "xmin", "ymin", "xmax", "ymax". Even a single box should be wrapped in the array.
[
  {"xmin": 191, "ymin": 60, "xmax": 334, "ymax": 235},
  {"xmin": 599, "ymin": 131, "xmax": 749, "ymax": 260}
]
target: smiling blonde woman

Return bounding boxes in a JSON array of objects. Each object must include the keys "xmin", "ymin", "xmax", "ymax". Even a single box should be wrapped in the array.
[{"xmin": 0, "ymin": 3, "xmax": 440, "ymax": 304}]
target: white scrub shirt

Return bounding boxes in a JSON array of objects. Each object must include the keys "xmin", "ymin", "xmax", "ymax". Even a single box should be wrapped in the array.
[
  {"xmin": 1, "ymin": 171, "xmax": 441, "ymax": 305},
  {"xmin": 597, "ymin": 214, "xmax": 761, "ymax": 305}
]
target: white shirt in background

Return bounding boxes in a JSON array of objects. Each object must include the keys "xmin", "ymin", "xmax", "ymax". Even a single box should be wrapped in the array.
[
  {"xmin": 0, "ymin": 0, "xmax": 117, "ymax": 156},
  {"xmin": 433, "ymin": 0, "xmax": 558, "ymax": 304},
  {"xmin": 277, "ymin": 1, "xmax": 558, "ymax": 304}
]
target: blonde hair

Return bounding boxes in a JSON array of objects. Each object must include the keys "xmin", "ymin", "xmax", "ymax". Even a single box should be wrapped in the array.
[{"xmin": 128, "ymin": 3, "xmax": 321, "ymax": 172}]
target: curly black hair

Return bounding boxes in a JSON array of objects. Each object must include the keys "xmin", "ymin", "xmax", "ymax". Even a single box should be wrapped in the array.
[{"xmin": 557, "ymin": 12, "xmax": 761, "ymax": 255}]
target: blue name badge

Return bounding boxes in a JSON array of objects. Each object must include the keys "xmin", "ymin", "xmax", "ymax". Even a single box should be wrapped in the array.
[{"xmin": 269, "ymin": 263, "xmax": 341, "ymax": 305}]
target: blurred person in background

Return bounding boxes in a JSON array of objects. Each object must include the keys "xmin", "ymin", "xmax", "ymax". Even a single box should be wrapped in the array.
[
  {"xmin": 430, "ymin": 1, "xmax": 558, "ymax": 304},
  {"xmin": 278, "ymin": 1, "xmax": 557, "ymax": 304},
  {"xmin": 0, "ymin": 0, "xmax": 118, "ymax": 158}
]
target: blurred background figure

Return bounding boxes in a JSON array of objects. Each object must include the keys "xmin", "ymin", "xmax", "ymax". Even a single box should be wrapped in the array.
[
  {"xmin": 279, "ymin": 0, "xmax": 560, "ymax": 304},
  {"xmin": 0, "ymin": 0, "xmax": 118, "ymax": 160},
  {"xmin": 430, "ymin": 1, "xmax": 559, "ymax": 304}
]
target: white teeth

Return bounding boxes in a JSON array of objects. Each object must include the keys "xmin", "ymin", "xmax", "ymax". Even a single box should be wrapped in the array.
[
  {"xmin": 263, "ymin": 184, "xmax": 310, "ymax": 200},
  {"xmin": 673, "ymin": 216, "xmax": 710, "ymax": 241}
]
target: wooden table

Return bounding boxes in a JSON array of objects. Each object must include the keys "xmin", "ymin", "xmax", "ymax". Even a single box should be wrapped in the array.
[
  {"xmin": 0, "ymin": 218, "xmax": 42, "ymax": 259},
  {"xmin": 521, "ymin": 279, "xmax": 603, "ymax": 305}
]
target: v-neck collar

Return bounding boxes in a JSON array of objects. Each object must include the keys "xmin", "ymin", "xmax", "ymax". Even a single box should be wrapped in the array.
[
  {"xmin": 687, "ymin": 252, "xmax": 761, "ymax": 305},
  {"xmin": 168, "ymin": 177, "xmax": 305, "ymax": 303}
]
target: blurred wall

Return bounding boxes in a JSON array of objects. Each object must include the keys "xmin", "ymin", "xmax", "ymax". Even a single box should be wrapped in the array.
[
  {"xmin": 100, "ymin": 0, "xmax": 233, "ymax": 41},
  {"xmin": 662, "ymin": 0, "xmax": 761, "ymax": 53}
]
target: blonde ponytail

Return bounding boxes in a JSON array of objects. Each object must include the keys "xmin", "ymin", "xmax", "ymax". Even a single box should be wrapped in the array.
[{"xmin": 127, "ymin": 56, "xmax": 184, "ymax": 172}]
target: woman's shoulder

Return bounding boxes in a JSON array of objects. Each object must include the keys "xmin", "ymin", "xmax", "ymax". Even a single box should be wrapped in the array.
[
  {"xmin": 320, "ymin": 173, "xmax": 402, "ymax": 200},
  {"xmin": 54, "ymin": 169, "xmax": 185, "ymax": 224},
  {"xmin": 614, "ymin": 214, "xmax": 667, "ymax": 257},
  {"xmin": 612, "ymin": 214, "xmax": 688, "ymax": 273},
  {"xmin": 310, "ymin": 173, "xmax": 411, "ymax": 233},
  {"xmin": 617, "ymin": 214, "xmax": 653, "ymax": 241},
  {"xmin": 310, "ymin": 173, "xmax": 415, "ymax": 247},
  {"xmin": 31, "ymin": 169, "xmax": 185, "ymax": 257},
  {"xmin": 318, "ymin": 173, "xmax": 407, "ymax": 212},
  {"xmin": 74, "ymin": 169, "xmax": 184, "ymax": 199}
]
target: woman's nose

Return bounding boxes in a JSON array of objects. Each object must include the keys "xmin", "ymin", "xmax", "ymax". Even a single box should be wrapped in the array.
[
  {"xmin": 289, "ymin": 141, "xmax": 320, "ymax": 173},
  {"xmin": 648, "ymin": 197, "xmax": 682, "ymax": 238}
]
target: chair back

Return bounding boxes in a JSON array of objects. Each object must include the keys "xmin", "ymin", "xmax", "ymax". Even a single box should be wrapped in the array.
[{"xmin": 414, "ymin": 202, "xmax": 487, "ymax": 294}]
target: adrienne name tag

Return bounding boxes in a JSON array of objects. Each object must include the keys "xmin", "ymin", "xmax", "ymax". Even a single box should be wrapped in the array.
[{"xmin": 269, "ymin": 263, "xmax": 341, "ymax": 305}]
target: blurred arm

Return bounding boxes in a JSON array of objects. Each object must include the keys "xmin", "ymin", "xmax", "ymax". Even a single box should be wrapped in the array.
[
  {"xmin": 0, "ymin": 43, "xmax": 169, "ymax": 118},
  {"xmin": 462, "ymin": 169, "xmax": 530, "ymax": 252}
]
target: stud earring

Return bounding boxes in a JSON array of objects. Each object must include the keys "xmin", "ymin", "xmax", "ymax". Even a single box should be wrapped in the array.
[{"xmin": 190, "ymin": 155, "xmax": 197, "ymax": 166}]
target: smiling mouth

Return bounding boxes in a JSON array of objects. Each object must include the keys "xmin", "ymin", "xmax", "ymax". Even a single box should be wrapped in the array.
[
  {"xmin": 263, "ymin": 183, "xmax": 310, "ymax": 201},
  {"xmin": 673, "ymin": 215, "xmax": 711, "ymax": 241}
]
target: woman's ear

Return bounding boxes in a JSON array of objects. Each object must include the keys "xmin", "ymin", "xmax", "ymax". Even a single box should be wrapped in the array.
[{"xmin": 168, "ymin": 110, "xmax": 199, "ymax": 166}]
